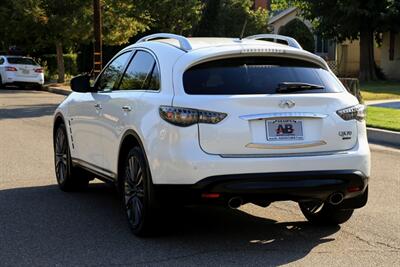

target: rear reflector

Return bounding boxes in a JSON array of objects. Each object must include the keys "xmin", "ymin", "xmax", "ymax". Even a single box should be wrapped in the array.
[
  {"xmin": 34, "ymin": 68, "xmax": 43, "ymax": 73},
  {"xmin": 201, "ymin": 193, "xmax": 220, "ymax": 199},
  {"xmin": 347, "ymin": 186, "xmax": 361, "ymax": 193},
  {"xmin": 6, "ymin": 66, "xmax": 17, "ymax": 71}
]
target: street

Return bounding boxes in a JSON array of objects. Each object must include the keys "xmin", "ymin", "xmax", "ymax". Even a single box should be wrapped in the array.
[{"xmin": 0, "ymin": 89, "xmax": 399, "ymax": 266}]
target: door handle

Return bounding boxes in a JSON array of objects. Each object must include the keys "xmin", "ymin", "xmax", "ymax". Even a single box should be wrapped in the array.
[
  {"xmin": 94, "ymin": 103, "xmax": 102, "ymax": 110},
  {"xmin": 122, "ymin": 105, "xmax": 132, "ymax": 112}
]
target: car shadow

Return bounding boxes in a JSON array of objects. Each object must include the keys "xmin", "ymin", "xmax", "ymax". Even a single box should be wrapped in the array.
[
  {"xmin": 0, "ymin": 103, "xmax": 59, "ymax": 120},
  {"xmin": 0, "ymin": 183, "xmax": 340, "ymax": 266},
  {"xmin": 0, "ymin": 86, "xmax": 42, "ymax": 92}
]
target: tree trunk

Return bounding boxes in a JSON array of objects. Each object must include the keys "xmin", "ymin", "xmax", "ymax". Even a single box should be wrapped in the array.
[
  {"xmin": 56, "ymin": 41, "xmax": 65, "ymax": 83},
  {"xmin": 359, "ymin": 28, "xmax": 377, "ymax": 81}
]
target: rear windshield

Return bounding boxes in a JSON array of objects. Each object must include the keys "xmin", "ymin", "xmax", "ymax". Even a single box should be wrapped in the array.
[
  {"xmin": 183, "ymin": 57, "xmax": 344, "ymax": 95},
  {"xmin": 7, "ymin": 57, "xmax": 38, "ymax": 65}
]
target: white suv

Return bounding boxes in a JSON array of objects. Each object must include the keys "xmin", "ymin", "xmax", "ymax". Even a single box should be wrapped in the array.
[
  {"xmin": 53, "ymin": 33, "xmax": 370, "ymax": 236},
  {"xmin": 0, "ymin": 56, "xmax": 44, "ymax": 89}
]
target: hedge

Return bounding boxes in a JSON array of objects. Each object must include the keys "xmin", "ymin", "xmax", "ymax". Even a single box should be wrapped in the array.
[{"xmin": 35, "ymin": 54, "xmax": 78, "ymax": 79}]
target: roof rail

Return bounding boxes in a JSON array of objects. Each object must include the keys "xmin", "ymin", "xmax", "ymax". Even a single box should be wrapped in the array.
[
  {"xmin": 136, "ymin": 33, "xmax": 192, "ymax": 51},
  {"xmin": 245, "ymin": 34, "xmax": 303, "ymax": 49}
]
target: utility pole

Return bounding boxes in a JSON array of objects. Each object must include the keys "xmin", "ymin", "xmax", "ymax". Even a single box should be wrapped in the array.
[{"xmin": 93, "ymin": 0, "xmax": 102, "ymax": 77}]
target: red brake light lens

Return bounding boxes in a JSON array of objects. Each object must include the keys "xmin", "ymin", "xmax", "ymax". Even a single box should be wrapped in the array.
[
  {"xmin": 34, "ymin": 68, "xmax": 43, "ymax": 73},
  {"xmin": 159, "ymin": 106, "xmax": 227, "ymax": 127},
  {"xmin": 6, "ymin": 66, "xmax": 17, "ymax": 71}
]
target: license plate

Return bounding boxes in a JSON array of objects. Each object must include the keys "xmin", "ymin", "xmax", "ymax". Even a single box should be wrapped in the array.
[
  {"xmin": 266, "ymin": 119, "xmax": 304, "ymax": 141},
  {"xmin": 22, "ymin": 69, "xmax": 29, "ymax": 74}
]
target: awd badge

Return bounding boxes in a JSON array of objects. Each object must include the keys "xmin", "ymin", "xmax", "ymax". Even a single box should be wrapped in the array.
[{"xmin": 339, "ymin": 131, "xmax": 352, "ymax": 140}]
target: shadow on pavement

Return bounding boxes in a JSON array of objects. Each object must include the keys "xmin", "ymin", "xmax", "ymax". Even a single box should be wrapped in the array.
[
  {"xmin": 0, "ymin": 86, "xmax": 42, "ymax": 93},
  {"xmin": 0, "ymin": 183, "xmax": 340, "ymax": 266},
  {"xmin": 0, "ymin": 103, "xmax": 59, "ymax": 120}
]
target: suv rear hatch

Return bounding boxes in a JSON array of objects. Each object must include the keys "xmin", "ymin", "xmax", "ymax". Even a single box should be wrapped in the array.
[{"xmin": 175, "ymin": 56, "xmax": 358, "ymax": 156}]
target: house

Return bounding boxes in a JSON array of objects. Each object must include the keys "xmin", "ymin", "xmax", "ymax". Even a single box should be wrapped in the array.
[
  {"xmin": 253, "ymin": 2, "xmax": 399, "ymax": 79},
  {"xmin": 267, "ymin": 7, "xmax": 337, "ymax": 60},
  {"xmin": 380, "ymin": 31, "xmax": 400, "ymax": 80}
]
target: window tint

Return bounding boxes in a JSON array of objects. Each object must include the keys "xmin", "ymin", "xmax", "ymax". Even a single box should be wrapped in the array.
[
  {"xmin": 183, "ymin": 57, "xmax": 344, "ymax": 95},
  {"xmin": 0, "ymin": 57, "xmax": 4, "ymax": 64},
  {"xmin": 119, "ymin": 51, "xmax": 160, "ymax": 91},
  {"xmin": 148, "ymin": 64, "xmax": 160, "ymax": 90},
  {"xmin": 7, "ymin": 57, "xmax": 37, "ymax": 65},
  {"xmin": 96, "ymin": 52, "xmax": 131, "ymax": 91}
]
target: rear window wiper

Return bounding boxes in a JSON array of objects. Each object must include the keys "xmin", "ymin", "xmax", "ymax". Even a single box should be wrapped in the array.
[{"xmin": 276, "ymin": 82, "xmax": 325, "ymax": 93}]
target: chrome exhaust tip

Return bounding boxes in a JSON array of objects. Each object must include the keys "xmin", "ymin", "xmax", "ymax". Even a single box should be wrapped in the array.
[
  {"xmin": 328, "ymin": 192, "xmax": 344, "ymax": 205},
  {"xmin": 228, "ymin": 197, "xmax": 243, "ymax": 209}
]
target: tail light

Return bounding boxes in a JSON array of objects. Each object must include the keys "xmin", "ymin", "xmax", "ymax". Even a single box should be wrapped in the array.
[
  {"xmin": 336, "ymin": 104, "xmax": 366, "ymax": 121},
  {"xmin": 6, "ymin": 66, "xmax": 17, "ymax": 71},
  {"xmin": 34, "ymin": 68, "xmax": 43, "ymax": 73},
  {"xmin": 159, "ymin": 106, "xmax": 227, "ymax": 127}
]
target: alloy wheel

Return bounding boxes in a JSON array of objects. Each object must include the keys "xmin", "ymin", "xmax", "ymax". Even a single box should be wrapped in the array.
[
  {"xmin": 55, "ymin": 128, "xmax": 68, "ymax": 184},
  {"xmin": 124, "ymin": 155, "xmax": 145, "ymax": 229},
  {"xmin": 301, "ymin": 200, "xmax": 324, "ymax": 214}
]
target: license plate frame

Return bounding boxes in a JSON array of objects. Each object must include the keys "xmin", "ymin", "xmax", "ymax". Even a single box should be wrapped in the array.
[
  {"xmin": 266, "ymin": 119, "xmax": 304, "ymax": 141},
  {"xmin": 22, "ymin": 69, "xmax": 29, "ymax": 75}
]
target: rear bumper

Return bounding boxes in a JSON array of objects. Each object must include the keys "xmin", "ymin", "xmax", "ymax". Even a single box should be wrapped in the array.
[
  {"xmin": 154, "ymin": 170, "xmax": 369, "ymax": 208},
  {"xmin": 4, "ymin": 74, "xmax": 44, "ymax": 85}
]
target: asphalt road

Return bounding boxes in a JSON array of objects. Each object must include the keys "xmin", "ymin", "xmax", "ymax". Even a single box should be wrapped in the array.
[{"xmin": 0, "ymin": 89, "xmax": 399, "ymax": 266}]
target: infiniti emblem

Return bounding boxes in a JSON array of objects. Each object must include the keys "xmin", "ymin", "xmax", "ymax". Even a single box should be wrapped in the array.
[{"xmin": 279, "ymin": 100, "xmax": 295, "ymax": 108}]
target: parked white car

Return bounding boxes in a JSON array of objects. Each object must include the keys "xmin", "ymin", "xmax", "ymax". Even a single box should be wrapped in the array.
[
  {"xmin": 53, "ymin": 33, "xmax": 370, "ymax": 236},
  {"xmin": 0, "ymin": 55, "xmax": 44, "ymax": 89}
]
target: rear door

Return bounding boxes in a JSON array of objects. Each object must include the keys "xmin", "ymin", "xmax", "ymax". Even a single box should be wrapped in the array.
[
  {"xmin": 100, "ymin": 49, "xmax": 160, "ymax": 173},
  {"xmin": 174, "ymin": 56, "xmax": 357, "ymax": 156}
]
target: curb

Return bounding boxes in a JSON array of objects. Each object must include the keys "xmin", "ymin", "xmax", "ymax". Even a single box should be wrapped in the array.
[
  {"xmin": 41, "ymin": 85, "xmax": 71, "ymax": 96},
  {"xmin": 367, "ymin": 127, "xmax": 400, "ymax": 148}
]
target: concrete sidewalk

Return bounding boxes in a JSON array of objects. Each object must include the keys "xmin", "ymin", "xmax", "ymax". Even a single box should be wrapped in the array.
[
  {"xmin": 41, "ymin": 83, "xmax": 71, "ymax": 96},
  {"xmin": 365, "ymin": 99, "xmax": 400, "ymax": 109}
]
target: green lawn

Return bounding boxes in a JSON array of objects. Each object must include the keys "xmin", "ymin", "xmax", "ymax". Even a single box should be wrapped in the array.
[
  {"xmin": 360, "ymin": 81, "xmax": 400, "ymax": 101},
  {"xmin": 367, "ymin": 106, "xmax": 400, "ymax": 132}
]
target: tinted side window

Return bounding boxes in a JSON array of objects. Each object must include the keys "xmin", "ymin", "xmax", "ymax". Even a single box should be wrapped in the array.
[
  {"xmin": 0, "ymin": 58, "xmax": 4, "ymax": 64},
  {"xmin": 96, "ymin": 52, "xmax": 131, "ymax": 91},
  {"xmin": 119, "ymin": 51, "xmax": 160, "ymax": 91}
]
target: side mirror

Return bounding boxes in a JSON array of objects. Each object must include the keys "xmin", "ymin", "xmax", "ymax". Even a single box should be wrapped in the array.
[{"xmin": 70, "ymin": 74, "xmax": 92, "ymax": 93}]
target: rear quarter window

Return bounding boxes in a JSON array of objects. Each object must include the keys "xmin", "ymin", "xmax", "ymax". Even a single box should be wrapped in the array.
[{"xmin": 183, "ymin": 57, "xmax": 344, "ymax": 95}]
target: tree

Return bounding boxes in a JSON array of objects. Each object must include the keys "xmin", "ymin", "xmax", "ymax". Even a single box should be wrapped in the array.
[
  {"xmin": 278, "ymin": 18, "xmax": 315, "ymax": 52},
  {"xmin": 135, "ymin": 0, "xmax": 203, "ymax": 35},
  {"xmin": 195, "ymin": 0, "xmax": 269, "ymax": 37},
  {"xmin": 297, "ymin": 0, "xmax": 400, "ymax": 81},
  {"xmin": 0, "ymin": 0, "xmax": 149, "ymax": 83}
]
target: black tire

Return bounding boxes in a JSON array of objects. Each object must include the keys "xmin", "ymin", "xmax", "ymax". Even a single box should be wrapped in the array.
[
  {"xmin": 122, "ymin": 146, "xmax": 159, "ymax": 236},
  {"xmin": 299, "ymin": 201, "xmax": 354, "ymax": 225},
  {"xmin": 34, "ymin": 84, "xmax": 43, "ymax": 90},
  {"xmin": 54, "ymin": 123, "xmax": 89, "ymax": 191},
  {"xmin": 0, "ymin": 75, "xmax": 4, "ymax": 89}
]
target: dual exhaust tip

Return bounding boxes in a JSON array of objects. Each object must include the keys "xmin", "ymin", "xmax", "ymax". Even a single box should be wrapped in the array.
[
  {"xmin": 328, "ymin": 192, "xmax": 344, "ymax": 205},
  {"xmin": 228, "ymin": 197, "xmax": 243, "ymax": 209}
]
